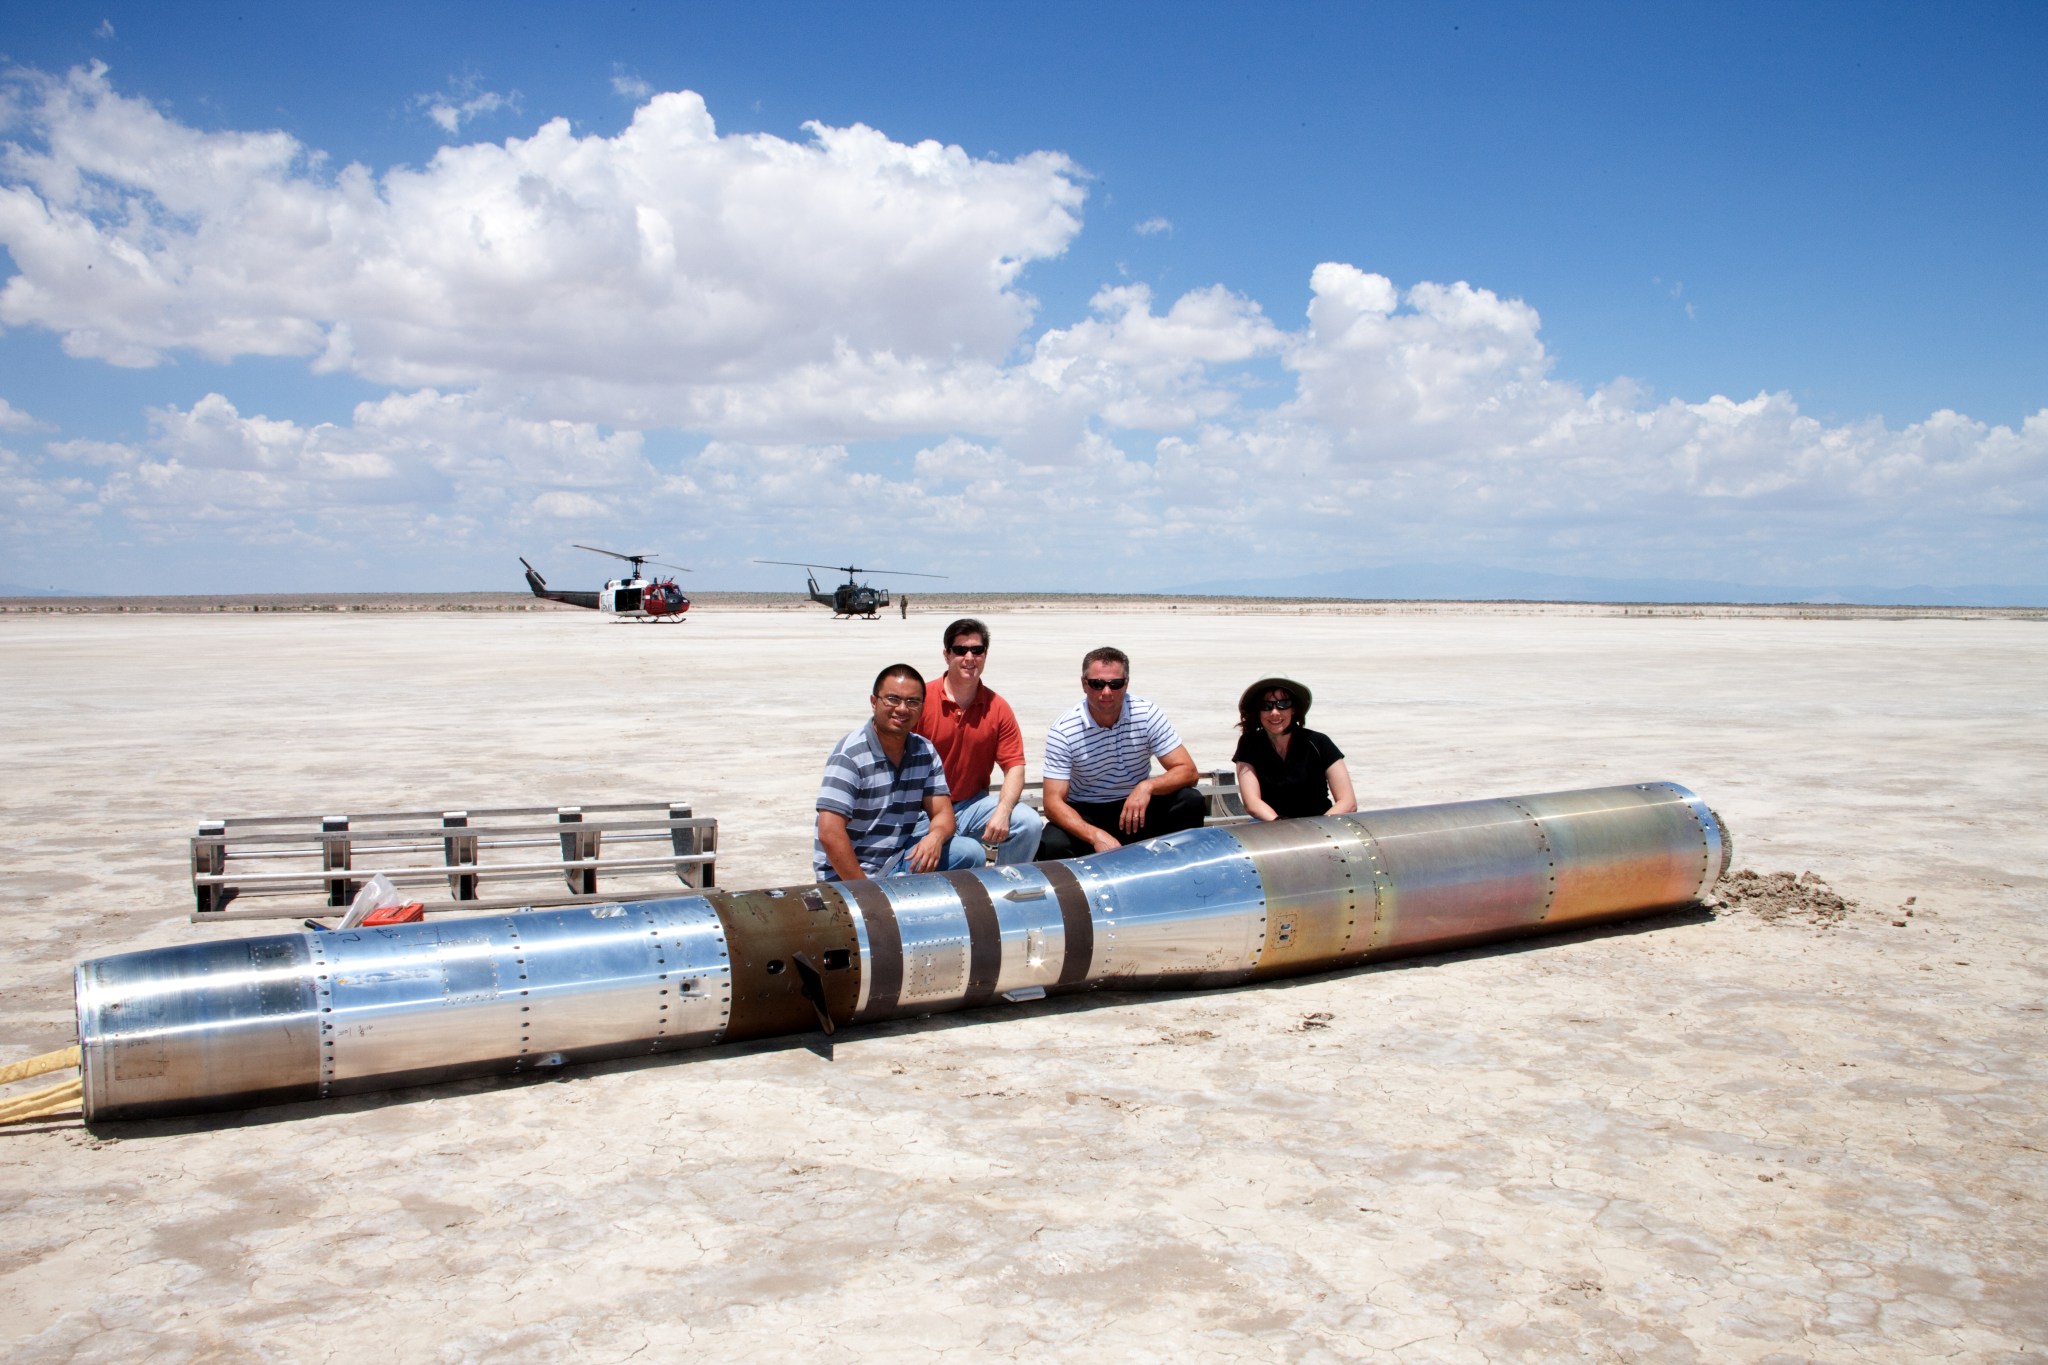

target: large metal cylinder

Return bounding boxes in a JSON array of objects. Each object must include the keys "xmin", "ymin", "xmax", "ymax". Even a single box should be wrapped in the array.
[{"xmin": 76, "ymin": 782, "xmax": 1727, "ymax": 1122}]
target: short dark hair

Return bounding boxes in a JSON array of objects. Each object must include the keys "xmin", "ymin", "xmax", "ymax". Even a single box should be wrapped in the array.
[
  {"xmin": 872, "ymin": 662, "xmax": 925, "ymax": 695},
  {"xmin": 943, "ymin": 617, "xmax": 989, "ymax": 651},
  {"xmin": 1237, "ymin": 677, "xmax": 1313, "ymax": 732},
  {"xmin": 1081, "ymin": 646, "xmax": 1129, "ymax": 677}
]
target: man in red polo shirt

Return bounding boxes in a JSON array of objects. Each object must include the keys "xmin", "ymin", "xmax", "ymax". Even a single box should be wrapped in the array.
[{"xmin": 911, "ymin": 617, "xmax": 1044, "ymax": 864}]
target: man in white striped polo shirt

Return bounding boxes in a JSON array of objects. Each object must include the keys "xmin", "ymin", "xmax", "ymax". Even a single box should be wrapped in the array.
[
  {"xmin": 1036, "ymin": 646, "xmax": 1206, "ymax": 861},
  {"xmin": 815, "ymin": 663, "xmax": 986, "ymax": 881}
]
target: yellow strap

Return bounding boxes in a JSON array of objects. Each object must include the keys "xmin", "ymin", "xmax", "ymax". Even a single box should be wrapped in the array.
[
  {"xmin": 0, "ymin": 1077, "xmax": 82, "ymax": 1125},
  {"xmin": 0, "ymin": 1044, "xmax": 80, "ymax": 1087}
]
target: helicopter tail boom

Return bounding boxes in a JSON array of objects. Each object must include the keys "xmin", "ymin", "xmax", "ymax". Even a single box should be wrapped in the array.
[{"xmin": 520, "ymin": 558, "xmax": 602, "ymax": 611}]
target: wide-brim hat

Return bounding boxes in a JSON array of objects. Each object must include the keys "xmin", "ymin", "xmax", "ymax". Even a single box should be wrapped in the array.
[{"xmin": 1240, "ymin": 676, "xmax": 1311, "ymax": 718}]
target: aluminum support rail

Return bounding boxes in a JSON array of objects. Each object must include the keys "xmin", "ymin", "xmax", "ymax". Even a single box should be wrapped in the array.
[{"xmin": 77, "ymin": 782, "xmax": 1728, "ymax": 1123}]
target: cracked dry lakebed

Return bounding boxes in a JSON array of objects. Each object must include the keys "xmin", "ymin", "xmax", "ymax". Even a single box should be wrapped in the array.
[{"xmin": 1, "ymin": 602, "xmax": 2043, "ymax": 1362}]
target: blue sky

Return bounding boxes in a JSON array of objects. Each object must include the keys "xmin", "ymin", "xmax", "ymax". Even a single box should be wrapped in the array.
[{"xmin": 2, "ymin": 1, "xmax": 2043, "ymax": 596}]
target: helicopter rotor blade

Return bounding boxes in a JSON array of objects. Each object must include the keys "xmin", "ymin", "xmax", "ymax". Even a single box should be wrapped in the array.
[
  {"xmin": 574, "ymin": 544, "xmax": 664, "ymax": 564},
  {"xmin": 751, "ymin": 559, "xmax": 947, "ymax": 579}
]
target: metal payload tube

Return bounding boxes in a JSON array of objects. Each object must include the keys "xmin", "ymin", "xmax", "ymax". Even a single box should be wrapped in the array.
[{"xmin": 76, "ymin": 782, "xmax": 1728, "ymax": 1123}]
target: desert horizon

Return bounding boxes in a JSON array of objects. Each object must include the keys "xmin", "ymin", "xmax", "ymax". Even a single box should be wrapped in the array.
[{"xmin": 4, "ymin": 589, "xmax": 2042, "ymax": 620}]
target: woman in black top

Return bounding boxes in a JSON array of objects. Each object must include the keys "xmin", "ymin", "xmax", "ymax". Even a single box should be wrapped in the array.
[{"xmin": 1231, "ymin": 677, "xmax": 1357, "ymax": 821}]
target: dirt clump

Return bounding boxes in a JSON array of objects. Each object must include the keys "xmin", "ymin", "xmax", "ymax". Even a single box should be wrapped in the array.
[{"xmin": 1715, "ymin": 868, "xmax": 1857, "ymax": 927}]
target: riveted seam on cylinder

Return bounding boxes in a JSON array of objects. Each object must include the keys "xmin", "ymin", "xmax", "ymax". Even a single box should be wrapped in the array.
[
  {"xmin": 1327, "ymin": 815, "xmax": 1393, "ymax": 955},
  {"xmin": 1507, "ymin": 798, "xmax": 1560, "ymax": 922},
  {"xmin": 313, "ymin": 933, "xmax": 334, "ymax": 1096}
]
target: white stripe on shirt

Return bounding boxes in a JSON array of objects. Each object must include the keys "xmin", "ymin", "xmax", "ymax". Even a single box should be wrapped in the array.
[
  {"xmin": 1042, "ymin": 695, "xmax": 1182, "ymax": 803},
  {"xmin": 814, "ymin": 722, "xmax": 949, "ymax": 878}
]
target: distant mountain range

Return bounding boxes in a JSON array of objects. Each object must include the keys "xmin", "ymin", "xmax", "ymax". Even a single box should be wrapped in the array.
[
  {"xmin": 0, "ymin": 582, "xmax": 96, "ymax": 597},
  {"xmin": 1165, "ymin": 565, "xmax": 2045, "ymax": 608}
]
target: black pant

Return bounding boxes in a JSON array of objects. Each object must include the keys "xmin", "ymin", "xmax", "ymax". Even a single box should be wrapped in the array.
[{"xmin": 1035, "ymin": 787, "xmax": 1208, "ymax": 861}]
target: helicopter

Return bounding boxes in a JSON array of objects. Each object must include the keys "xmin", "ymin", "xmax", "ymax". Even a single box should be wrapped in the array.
[
  {"xmin": 755, "ymin": 560, "xmax": 947, "ymax": 618},
  {"xmin": 520, "ymin": 545, "xmax": 692, "ymax": 621}
]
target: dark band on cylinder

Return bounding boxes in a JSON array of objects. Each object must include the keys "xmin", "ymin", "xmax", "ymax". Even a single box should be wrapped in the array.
[
  {"xmin": 943, "ymin": 871, "xmax": 1002, "ymax": 1008},
  {"xmin": 844, "ymin": 880, "xmax": 902, "ymax": 1016},
  {"xmin": 1038, "ymin": 860, "xmax": 1094, "ymax": 987}
]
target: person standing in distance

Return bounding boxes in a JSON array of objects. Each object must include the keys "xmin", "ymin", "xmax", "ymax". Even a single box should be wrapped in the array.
[
  {"xmin": 911, "ymin": 618, "xmax": 1044, "ymax": 863},
  {"xmin": 815, "ymin": 664, "xmax": 985, "ymax": 881},
  {"xmin": 1037, "ymin": 646, "xmax": 1205, "ymax": 860}
]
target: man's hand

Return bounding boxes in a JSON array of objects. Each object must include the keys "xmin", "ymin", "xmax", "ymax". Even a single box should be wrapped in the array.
[
  {"xmin": 905, "ymin": 829, "xmax": 949, "ymax": 873},
  {"xmin": 1043, "ymin": 776, "xmax": 1119, "ymax": 855},
  {"xmin": 1119, "ymin": 780, "xmax": 1154, "ymax": 833},
  {"xmin": 988, "ymin": 762, "xmax": 1027, "ymax": 852},
  {"xmin": 904, "ymin": 793, "xmax": 960, "ymax": 873}
]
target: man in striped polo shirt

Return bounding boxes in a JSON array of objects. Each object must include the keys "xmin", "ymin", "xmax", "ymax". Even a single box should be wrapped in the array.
[
  {"xmin": 1036, "ymin": 646, "xmax": 1205, "ymax": 861},
  {"xmin": 815, "ymin": 663, "xmax": 986, "ymax": 882}
]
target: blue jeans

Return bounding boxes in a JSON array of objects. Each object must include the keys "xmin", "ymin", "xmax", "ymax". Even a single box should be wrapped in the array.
[
  {"xmin": 877, "ymin": 833, "xmax": 988, "ymax": 877},
  {"xmin": 911, "ymin": 789, "xmax": 1045, "ymax": 865}
]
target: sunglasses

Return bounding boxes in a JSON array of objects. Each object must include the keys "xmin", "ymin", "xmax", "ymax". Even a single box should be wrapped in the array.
[
  {"xmin": 1259, "ymin": 699, "xmax": 1295, "ymax": 713},
  {"xmin": 948, "ymin": 644, "xmax": 987, "ymax": 656},
  {"xmin": 1084, "ymin": 677, "xmax": 1129, "ymax": 691}
]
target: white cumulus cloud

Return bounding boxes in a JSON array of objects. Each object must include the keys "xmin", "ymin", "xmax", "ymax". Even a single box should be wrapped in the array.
[
  {"xmin": 0, "ymin": 66, "xmax": 2040, "ymax": 593},
  {"xmin": 0, "ymin": 398, "xmax": 49, "ymax": 431},
  {"xmin": 418, "ymin": 82, "xmax": 520, "ymax": 135},
  {"xmin": 0, "ymin": 64, "xmax": 1088, "ymax": 404},
  {"xmin": 1287, "ymin": 263, "xmax": 1572, "ymax": 457},
  {"xmin": 22, "ymin": 390, "xmax": 655, "ymax": 548}
]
